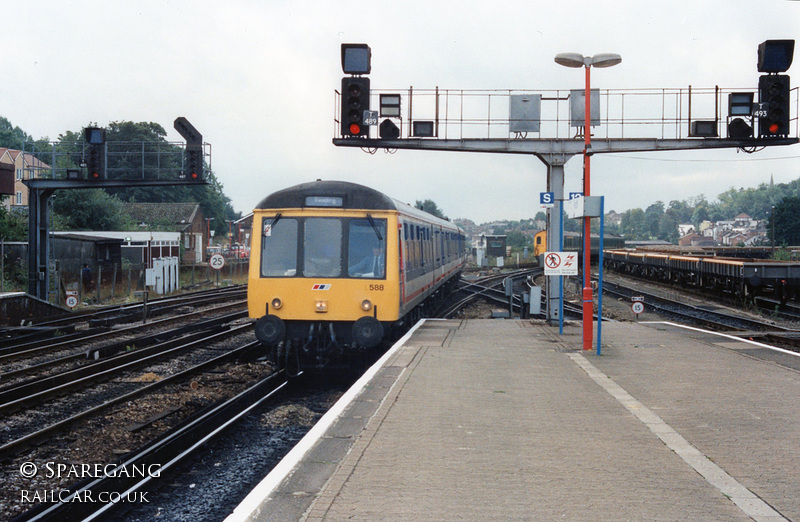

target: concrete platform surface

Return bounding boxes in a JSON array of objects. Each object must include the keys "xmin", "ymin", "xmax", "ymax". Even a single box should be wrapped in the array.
[{"xmin": 229, "ymin": 319, "xmax": 800, "ymax": 521}]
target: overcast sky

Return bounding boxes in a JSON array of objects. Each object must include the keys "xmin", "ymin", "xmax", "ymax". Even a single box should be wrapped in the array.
[{"xmin": 2, "ymin": 1, "xmax": 799, "ymax": 223}]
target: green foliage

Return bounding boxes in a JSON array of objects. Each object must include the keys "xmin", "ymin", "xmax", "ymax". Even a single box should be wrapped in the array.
[
  {"xmin": 415, "ymin": 199, "xmax": 447, "ymax": 220},
  {"xmin": 614, "ymin": 180, "xmax": 800, "ymax": 244},
  {"xmin": 51, "ymin": 189, "xmax": 136, "ymax": 230},
  {"xmin": 771, "ymin": 247, "xmax": 793, "ymax": 261},
  {"xmin": 0, "ymin": 116, "xmax": 33, "ymax": 150},
  {"xmin": 769, "ymin": 196, "xmax": 800, "ymax": 245},
  {"xmin": 506, "ymin": 230, "xmax": 530, "ymax": 248},
  {"xmin": 0, "ymin": 204, "xmax": 28, "ymax": 240}
]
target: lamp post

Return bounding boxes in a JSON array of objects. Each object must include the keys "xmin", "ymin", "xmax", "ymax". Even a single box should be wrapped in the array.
[
  {"xmin": 771, "ymin": 205, "xmax": 776, "ymax": 252},
  {"xmin": 205, "ymin": 217, "xmax": 215, "ymax": 261},
  {"xmin": 555, "ymin": 52, "xmax": 621, "ymax": 351}
]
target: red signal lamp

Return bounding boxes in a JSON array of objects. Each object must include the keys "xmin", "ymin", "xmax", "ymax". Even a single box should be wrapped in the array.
[{"xmin": 349, "ymin": 123, "xmax": 361, "ymax": 135}]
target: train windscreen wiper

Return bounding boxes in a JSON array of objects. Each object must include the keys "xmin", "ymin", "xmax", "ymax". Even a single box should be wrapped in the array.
[
  {"xmin": 366, "ymin": 214, "xmax": 383, "ymax": 241},
  {"xmin": 267, "ymin": 213, "xmax": 282, "ymax": 231}
]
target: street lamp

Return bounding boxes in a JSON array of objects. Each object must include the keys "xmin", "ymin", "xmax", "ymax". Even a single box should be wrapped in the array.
[
  {"xmin": 771, "ymin": 205, "xmax": 776, "ymax": 251},
  {"xmin": 205, "ymin": 217, "xmax": 215, "ymax": 260},
  {"xmin": 555, "ymin": 52, "xmax": 621, "ymax": 351}
]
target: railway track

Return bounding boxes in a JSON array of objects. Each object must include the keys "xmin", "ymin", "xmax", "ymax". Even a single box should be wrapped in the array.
[
  {"xmin": 0, "ymin": 285, "xmax": 247, "ymax": 341},
  {"xmin": 13, "ymin": 369, "xmax": 292, "ymax": 522},
  {"xmin": 436, "ymin": 268, "xmax": 544, "ymax": 318},
  {"xmin": 603, "ymin": 279, "xmax": 800, "ymax": 351}
]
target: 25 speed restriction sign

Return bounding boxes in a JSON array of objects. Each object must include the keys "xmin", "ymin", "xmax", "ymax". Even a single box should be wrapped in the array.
[
  {"xmin": 631, "ymin": 301, "xmax": 645, "ymax": 315},
  {"xmin": 209, "ymin": 253, "xmax": 225, "ymax": 270}
]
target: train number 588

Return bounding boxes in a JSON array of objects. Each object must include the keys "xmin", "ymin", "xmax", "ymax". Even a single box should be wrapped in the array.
[{"xmin": 369, "ymin": 284, "xmax": 384, "ymax": 291}]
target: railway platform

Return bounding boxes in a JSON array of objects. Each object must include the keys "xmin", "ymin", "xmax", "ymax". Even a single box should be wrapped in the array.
[{"xmin": 228, "ymin": 319, "xmax": 800, "ymax": 521}]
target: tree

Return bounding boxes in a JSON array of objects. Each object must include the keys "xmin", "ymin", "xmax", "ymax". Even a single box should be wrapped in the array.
[
  {"xmin": 691, "ymin": 204, "xmax": 710, "ymax": 229},
  {"xmin": 506, "ymin": 231, "xmax": 530, "ymax": 248},
  {"xmin": 770, "ymin": 196, "xmax": 800, "ymax": 245},
  {"xmin": 0, "ymin": 202, "xmax": 27, "ymax": 240},
  {"xmin": 51, "ymin": 189, "xmax": 135, "ymax": 231},
  {"xmin": 657, "ymin": 213, "xmax": 679, "ymax": 243},
  {"xmin": 0, "ymin": 117, "xmax": 32, "ymax": 150},
  {"xmin": 415, "ymin": 199, "xmax": 447, "ymax": 220},
  {"xmin": 619, "ymin": 208, "xmax": 646, "ymax": 240},
  {"xmin": 643, "ymin": 202, "xmax": 665, "ymax": 239}
]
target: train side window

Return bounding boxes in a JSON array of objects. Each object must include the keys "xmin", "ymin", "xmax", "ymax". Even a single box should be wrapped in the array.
[
  {"xmin": 420, "ymin": 225, "xmax": 425, "ymax": 266},
  {"xmin": 260, "ymin": 217, "xmax": 298, "ymax": 277},
  {"xmin": 303, "ymin": 218, "xmax": 342, "ymax": 277}
]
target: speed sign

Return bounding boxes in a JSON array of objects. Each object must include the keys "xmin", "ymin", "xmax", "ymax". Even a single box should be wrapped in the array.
[
  {"xmin": 66, "ymin": 295, "xmax": 78, "ymax": 309},
  {"xmin": 631, "ymin": 301, "xmax": 645, "ymax": 315},
  {"xmin": 209, "ymin": 253, "xmax": 225, "ymax": 270}
]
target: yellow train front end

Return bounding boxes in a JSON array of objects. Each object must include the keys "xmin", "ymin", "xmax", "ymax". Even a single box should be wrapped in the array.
[{"xmin": 247, "ymin": 181, "xmax": 404, "ymax": 368}]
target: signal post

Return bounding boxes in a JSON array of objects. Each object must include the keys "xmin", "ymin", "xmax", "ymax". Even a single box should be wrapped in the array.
[
  {"xmin": 332, "ymin": 42, "xmax": 799, "ymax": 330},
  {"xmin": 23, "ymin": 117, "xmax": 209, "ymax": 301}
]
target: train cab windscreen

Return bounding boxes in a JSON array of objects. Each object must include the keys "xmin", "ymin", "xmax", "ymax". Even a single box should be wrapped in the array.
[
  {"xmin": 348, "ymin": 218, "xmax": 387, "ymax": 279},
  {"xmin": 303, "ymin": 218, "xmax": 342, "ymax": 277},
  {"xmin": 260, "ymin": 217, "xmax": 298, "ymax": 277},
  {"xmin": 260, "ymin": 216, "xmax": 386, "ymax": 279}
]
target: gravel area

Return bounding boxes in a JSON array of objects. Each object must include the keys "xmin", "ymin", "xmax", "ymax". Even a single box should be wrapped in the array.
[
  {"xmin": 0, "ymin": 330, "xmax": 272, "ymax": 521},
  {"xmin": 119, "ymin": 385, "xmax": 345, "ymax": 522}
]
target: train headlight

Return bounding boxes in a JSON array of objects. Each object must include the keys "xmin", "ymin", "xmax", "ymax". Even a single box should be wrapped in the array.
[
  {"xmin": 361, "ymin": 299, "xmax": 372, "ymax": 311},
  {"xmin": 315, "ymin": 300, "xmax": 328, "ymax": 313},
  {"xmin": 271, "ymin": 297, "xmax": 283, "ymax": 310}
]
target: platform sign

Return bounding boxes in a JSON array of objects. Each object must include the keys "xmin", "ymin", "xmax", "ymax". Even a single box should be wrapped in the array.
[
  {"xmin": 543, "ymin": 251, "xmax": 578, "ymax": 276},
  {"xmin": 209, "ymin": 253, "xmax": 225, "ymax": 270},
  {"xmin": 540, "ymin": 191, "xmax": 554, "ymax": 208},
  {"xmin": 65, "ymin": 291, "xmax": 78, "ymax": 309}
]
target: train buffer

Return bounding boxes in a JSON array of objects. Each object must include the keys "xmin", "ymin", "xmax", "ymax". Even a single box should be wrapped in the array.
[{"xmin": 228, "ymin": 319, "xmax": 800, "ymax": 521}]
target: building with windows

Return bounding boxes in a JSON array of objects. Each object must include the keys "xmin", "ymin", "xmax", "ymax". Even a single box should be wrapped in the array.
[
  {"xmin": 0, "ymin": 148, "xmax": 51, "ymax": 211},
  {"xmin": 119, "ymin": 202, "xmax": 206, "ymax": 264}
]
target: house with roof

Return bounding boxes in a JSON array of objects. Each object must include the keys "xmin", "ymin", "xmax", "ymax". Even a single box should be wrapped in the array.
[
  {"xmin": 678, "ymin": 232, "xmax": 718, "ymax": 247},
  {"xmin": 119, "ymin": 202, "xmax": 206, "ymax": 264},
  {"xmin": 0, "ymin": 147, "xmax": 51, "ymax": 211}
]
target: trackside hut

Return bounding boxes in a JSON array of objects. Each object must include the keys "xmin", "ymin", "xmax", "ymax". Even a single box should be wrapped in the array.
[
  {"xmin": 119, "ymin": 203, "xmax": 205, "ymax": 264},
  {"xmin": 56, "ymin": 231, "xmax": 180, "ymax": 269}
]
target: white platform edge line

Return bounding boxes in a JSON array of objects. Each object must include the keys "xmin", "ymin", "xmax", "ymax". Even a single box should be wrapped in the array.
[
  {"xmin": 224, "ymin": 318, "xmax": 433, "ymax": 522},
  {"xmin": 642, "ymin": 321, "xmax": 800, "ymax": 357},
  {"xmin": 568, "ymin": 352, "xmax": 786, "ymax": 522}
]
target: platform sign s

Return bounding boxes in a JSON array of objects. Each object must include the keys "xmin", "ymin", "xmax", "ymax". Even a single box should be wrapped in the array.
[{"xmin": 540, "ymin": 192, "xmax": 554, "ymax": 208}]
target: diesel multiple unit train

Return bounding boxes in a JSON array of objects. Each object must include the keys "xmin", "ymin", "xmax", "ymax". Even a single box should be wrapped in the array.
[
  {"xmin": 248, "ymin": 180, "xmax": 466, "ymax": 369},
  {"xmin": 605, "ymin": 249, "xmax": 800, "ymax": 303},
  {"xmin": 532, "ymin": 230, "xmax": 626, "ymax": 259}
]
